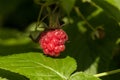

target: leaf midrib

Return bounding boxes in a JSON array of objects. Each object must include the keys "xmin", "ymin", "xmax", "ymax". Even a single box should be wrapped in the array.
[
  {"xmin": 31, "ymin": 60, "xmax": 67, "ymax": 80},
  {"xmin": 0, "ymin": 59, "xmax": 67, "ymax": 79},
  {"xmin": 0, "ymin": 55, "xmax": 68, "ymax": 80}
]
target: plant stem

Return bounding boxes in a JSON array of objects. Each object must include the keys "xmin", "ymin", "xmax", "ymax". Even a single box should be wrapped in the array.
[
  {"xmin": 35, "ymin": 6, "xmax": 44, "ymax": 30},
  {"xmin": 94, "ymin": 69, "xmax": 120, "ymax": 77},
  {"xmin": 34, "ymin": 0, "xmax": 43, "ymax": 5},
  {"xmin": 74, "ymin": 6, "xmax": 95, "ymax": 31}
]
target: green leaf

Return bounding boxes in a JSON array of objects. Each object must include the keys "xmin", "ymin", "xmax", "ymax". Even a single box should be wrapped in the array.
[
  {"xmin": 0, "ymin": 28, "xmax": 36, "ymax": 56},
  {"xmin": 91, "ymin": 0, "xmax": 120, "ymax": 23},
  {"xmin": 69, "ymin": 72, "xmax": 101, "ymax": 80},
  {"xmin": 60, "ymin": 0, "xmax": 76, "ymax": 14},
  {"xmin": 105, "ymin": 0, "xmax": 120, "ymax": 10},
  {"xmin": 64, "ymin": 4, "xmax": 120, "ymax": 75},
  {"xmin": 0, "ymin": 52, "xmax": 76, "ymax": 80},
  {"xmin": 0, "ymin": 77, "xmax": 8, "ymax": 80}
]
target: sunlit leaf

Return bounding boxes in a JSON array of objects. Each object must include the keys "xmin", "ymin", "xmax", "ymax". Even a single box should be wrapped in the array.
[
  {"xmin": 106, "ymin": 0, "xmax": 120, "ymax": 10},
  {"xmin": 0, "ymin": 53, "xmax": 76, "ymax": 80},
  {"xmin": 69, "ymin": 72, "xmax": 101, "ymax": 80},
  {"xmin": 91, "ymin": 0, "xmax": 120, "ymax": 23},
  {"xmin": 0, "ymin": 77, "xmax": 8, "ymax": 80}
]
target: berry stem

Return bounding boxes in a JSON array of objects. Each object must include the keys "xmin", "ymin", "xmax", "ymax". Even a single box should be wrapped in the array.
[
  {"xmin": 94, "ymin": 69, "xmax": 120, "ymax": 77},
  {"xmin": 34, "ymin": 0, "xmax": 56, "ymax": 5},
  {"xmin": 52, "ymin": 5, "xmax": 59, "ymax": 14},
  {"xmin": 34, "ymin": 0, "xmax": 43, "ymax": 5},
  {"xmin": 74, "ymin": 6, "xmax": 95, "ymax": 31},
  {"xmin": 36, "ymin": 6, "xmax": 44, "ymax": 30}
]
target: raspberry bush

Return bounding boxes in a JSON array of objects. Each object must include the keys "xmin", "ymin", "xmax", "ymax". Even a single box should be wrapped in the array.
[{"xmin": 0, "ymin": 0, "xmax": 120, "ymax": 80}]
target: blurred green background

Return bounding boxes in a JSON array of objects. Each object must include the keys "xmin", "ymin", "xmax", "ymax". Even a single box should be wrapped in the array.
[
  {"xmin": 0, "ymin": 0, "xmax": 39, "ymax": 30},
  {"xmin": 0, "ymin": 0, "xmax": 120, "ymax": 80}
]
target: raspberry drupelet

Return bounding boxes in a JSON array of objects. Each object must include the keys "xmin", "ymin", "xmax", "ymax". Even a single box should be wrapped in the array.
[{"xmin": 39, "ymin": 29, "xmax": 68, "ymax": 57}]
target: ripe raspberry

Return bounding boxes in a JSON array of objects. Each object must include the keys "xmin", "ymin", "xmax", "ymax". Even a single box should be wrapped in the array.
[{"xmin": 39, "ymin": 29, "xmax": 68, "ymax": 57}]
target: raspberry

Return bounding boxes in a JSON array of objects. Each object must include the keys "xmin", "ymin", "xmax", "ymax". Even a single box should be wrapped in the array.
[{"xmin": 39, "ymin": 29, "xmax": 68, "ymax": 57}]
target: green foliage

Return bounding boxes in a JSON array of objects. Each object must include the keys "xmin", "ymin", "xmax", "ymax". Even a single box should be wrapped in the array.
[
  {"xmin": 0, "ymin": 53, "xmax": 76, "ymax": 80},
  {"xmin": 69, "ymin": 72, "xmax": 101, "ymax": 80},
  {"xmin": 91, "ymin": 0, "xmax": 120, "ymax": 23},
  {"xmin": 60, "ymin": 0, "xmax": 76, "ymax": 14},
  {"xmin": 0, "ymin": 52, "xmax": 100, "ymax": 80},
  {"xmin": 0, "ymin": 0, "xmax": 120, "ymax": 80},
  {"xmin": 105, "ymin": 0, "xmax": 120, "ymax": 10},
  {"xmin": 0, "ymin": 77, "xmax": 8, "ymax": 80}
]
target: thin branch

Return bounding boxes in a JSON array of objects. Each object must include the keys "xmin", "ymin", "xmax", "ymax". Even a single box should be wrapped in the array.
[
  {"xmin": 94, "ymin": 69, "xmax": 120, "ymax": 77},
  {"xmin": 74, "ymin": 6, "xmax": 95, "ymax": 31},
  {"xmin": 35, "ymin": 6, "xmax": 44, "ymax": 30},
  {"xmin": 34, "ymin": 0, "xmax": 44, "ymax": 5}
]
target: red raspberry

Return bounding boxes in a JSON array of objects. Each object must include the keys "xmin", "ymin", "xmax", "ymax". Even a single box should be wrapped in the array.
[{"xmin": 39, "ymin": 29, "xmax": 68, "ymax": 57}]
